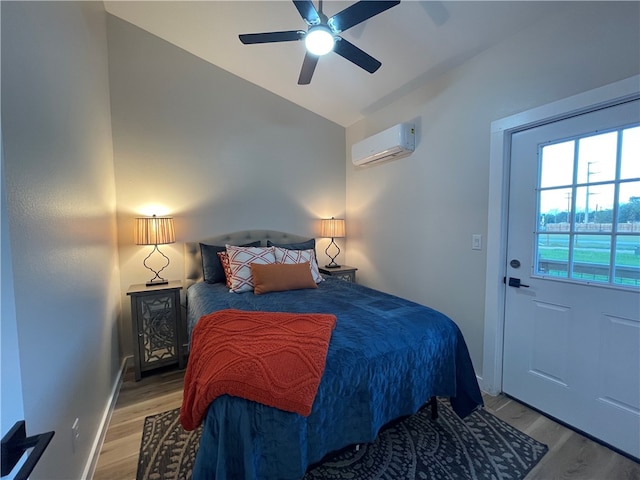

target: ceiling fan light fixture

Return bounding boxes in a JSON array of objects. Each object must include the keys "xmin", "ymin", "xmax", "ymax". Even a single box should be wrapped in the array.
[
  {"xmin": 239, "ymin": 0, "xmax": 400, "ymax": 84},
  {"xmin": 304, "ymin": 26, "xmax": 335, "ymax": 56}
]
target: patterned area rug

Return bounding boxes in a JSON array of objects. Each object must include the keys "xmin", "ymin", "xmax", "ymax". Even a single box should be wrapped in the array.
[{"xmin": 137, "ymin": 400, "xmax": 547, "ymax": 480}]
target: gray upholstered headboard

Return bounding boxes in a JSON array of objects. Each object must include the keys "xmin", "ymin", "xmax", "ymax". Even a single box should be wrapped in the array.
[{"xmin": 184, "ymin": 230, "xmax": 313, "ymax": 288}]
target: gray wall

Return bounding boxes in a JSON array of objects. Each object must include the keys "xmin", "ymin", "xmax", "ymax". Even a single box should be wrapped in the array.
[
  {"xmin": 345, "ymin": 1, "xmax": 640, "ymax": 379},
  {"xmin": 106, "ymin": 15, "xmax": 346, "ymax": 358},
  {"xmin": 2, "ymin": 2, "xmax": 636, "ymax": 477},
  {"xmin": 1, "ymin": 2, "xmax": 121, "ymax": 478},
  {"xmin": 1, "ymin": 120, "xmax": 25, "ymax": 449}
]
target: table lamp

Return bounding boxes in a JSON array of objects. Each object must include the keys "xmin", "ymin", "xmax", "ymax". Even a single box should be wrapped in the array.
[
  {"xmin": 320, "ymin": 217, "xmax": 345, "ymax": 268},
  {"xmin": 135, "ymin": 215, "xmax": 175, "ymax": 286}
]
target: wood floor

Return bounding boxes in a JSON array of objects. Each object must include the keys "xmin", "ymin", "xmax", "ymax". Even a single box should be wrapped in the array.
[{"xmin": 94, "ymin": 366, "xmax": 640, "ymax": 480}]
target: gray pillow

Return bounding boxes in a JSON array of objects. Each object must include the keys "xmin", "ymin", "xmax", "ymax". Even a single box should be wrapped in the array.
[{"xmin": 266, "ymin": 238, "xmax": 315, "ymax": 252}]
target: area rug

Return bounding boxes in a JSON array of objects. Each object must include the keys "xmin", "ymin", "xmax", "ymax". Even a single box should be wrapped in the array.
[{"xmin": 137, "ymin": 400, "xmax": 548, "ymax": 480}]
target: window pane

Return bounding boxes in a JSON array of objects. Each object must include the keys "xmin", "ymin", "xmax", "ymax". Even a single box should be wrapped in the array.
[
  {"xmin": 536, "ymin": 234, "xmax": 569, "ymax": 277},
  {"xmin": 540, "ymin": 141, "xmax": 574, "ymax": 188},
  {"xmin": 539, "ymin": 188, "xmax": 572, "ymax": 229},
  {"xmin": 577, "ymin": 131, "xmax": 617, "ymax": 183},
  {"xmin": 575, "ymin": 184, "xmax": 614, "ymax": 230},
  {"xmin": 572, "ymin": 234, "xmax": 611, "ymax": 282},
  {"xmin": 534, "ymin": 124, "xmax": 638, "ymax": 289},
  {"xmin": 614, "ymin": 235, "xmax": 640, "ymax": 286},
  {"xmin": 617, "ymin": 181, "xmax": 640, "ymax": 230},
  {"xmin": 620, "ymin": 125, "xmax": 640, "ymax": 180}
]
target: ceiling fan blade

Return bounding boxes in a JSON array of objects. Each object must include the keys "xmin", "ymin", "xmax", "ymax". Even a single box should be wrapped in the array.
[
  {"xmin": 328, "ymin": 1, "xmax": 400, "ymax": 33},
  {"xmin": 292, "ymin": 0, "xmax": 320, "ymax": 25},
  {"xmin": 298, "ymin": 52, "xmax": 319, "ymax": 85},
  {"xmin": 239, "ymin": 30, "xmax": 304, "ymax": 45},
  {"xmin": 333, "ymin": 37, "xmax": 381, "ymax": 73}
]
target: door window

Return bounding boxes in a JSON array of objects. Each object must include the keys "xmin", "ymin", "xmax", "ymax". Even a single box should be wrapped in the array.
[{"xmin": 536, "ymin": 124, "xmax": 640, "ymax": 287}]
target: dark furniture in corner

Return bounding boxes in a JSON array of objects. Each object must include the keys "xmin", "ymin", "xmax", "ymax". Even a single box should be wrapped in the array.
[
  {"xmin": 319, "ymin": 265, "xmax": 358, "ymax": 282},
  {"xmin": 127, "ymin": 281, "xmax": 184, "ymax": 381}
]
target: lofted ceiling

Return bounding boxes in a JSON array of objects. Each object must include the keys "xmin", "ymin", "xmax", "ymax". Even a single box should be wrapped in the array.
[{"xmin": 104, "ymin": 1, "xmax": 569, "ymax": 127}]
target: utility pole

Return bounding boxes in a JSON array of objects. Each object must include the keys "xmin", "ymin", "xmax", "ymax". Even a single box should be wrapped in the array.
[{"xmin": 585, "ymin": 161, "xmax": 599, "ymax": 223}]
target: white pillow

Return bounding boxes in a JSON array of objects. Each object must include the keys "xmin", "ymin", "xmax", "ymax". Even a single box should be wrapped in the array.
[
  {"xmin": 226, "ymin": 245, "xmax": 276, "ymax": 293},
  {"xmin": 273, "ymin": 247, "xmax": 323, "ymax": 283}
]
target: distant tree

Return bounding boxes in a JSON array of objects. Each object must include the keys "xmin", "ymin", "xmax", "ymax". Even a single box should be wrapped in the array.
[
  {"xmin": 619, "ymin": 196, "xmax": 640, "ymax": 222},
  {"xmin": 596, "ymin": 208, "xmax": 613, "ymax": 223}
]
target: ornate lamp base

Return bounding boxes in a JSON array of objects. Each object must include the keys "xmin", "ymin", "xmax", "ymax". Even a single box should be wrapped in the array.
[
  {"xmin": 324, "ymin": 238, "xmax": 341, "ymax": 269},
  {"xmin": 143, "ymin": 245, "xmax": 170, "ymax": 286}
]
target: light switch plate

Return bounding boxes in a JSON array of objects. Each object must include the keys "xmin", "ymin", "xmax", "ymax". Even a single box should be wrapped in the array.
[{"xmin": 472, "ymin": 234, "xmax": 482, "ymax": 250}]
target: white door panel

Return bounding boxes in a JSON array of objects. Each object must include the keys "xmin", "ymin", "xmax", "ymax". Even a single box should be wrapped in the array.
[{"xmin": 503, "ymin": 99, "xmax": 640, "ymax": 458}]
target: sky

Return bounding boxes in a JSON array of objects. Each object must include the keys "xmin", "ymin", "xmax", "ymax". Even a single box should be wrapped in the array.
[{"xmin": 539, "ymin": 124, "xmax": 639, "ymax": 215}]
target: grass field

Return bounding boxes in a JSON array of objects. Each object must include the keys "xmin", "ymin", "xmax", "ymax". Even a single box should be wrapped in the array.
[
  {"xmin": 537, "ymin": 234, "xmax": 640, "ymax": 267},
  {"xmin": 536, "ymin": 234, "xmax": 640, "ymax": 285},
  {"xmin": 538, "ymin": 248, "xmax": 640, "ymax": 267}
]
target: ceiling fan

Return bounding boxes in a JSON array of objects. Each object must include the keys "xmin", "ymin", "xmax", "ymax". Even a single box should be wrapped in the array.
[{"xmin": 239, "ymin": 0, "xmax": 401, "ymax": 85}]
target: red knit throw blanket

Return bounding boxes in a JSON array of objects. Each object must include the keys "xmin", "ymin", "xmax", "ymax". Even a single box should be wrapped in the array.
[{"xmin": 180, "ymin": 309, "xmax": 337, "ymax": 430}]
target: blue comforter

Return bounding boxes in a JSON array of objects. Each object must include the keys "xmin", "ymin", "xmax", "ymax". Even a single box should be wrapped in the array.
[{"xmin": 187, "ymin": 277, "xmax": 483, "ymax": 480}]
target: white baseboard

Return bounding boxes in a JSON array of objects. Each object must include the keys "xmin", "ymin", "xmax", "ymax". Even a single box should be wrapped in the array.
[
  {"xmin": 477, "ymin": 374, "xmax": 500, "ymax": 398},
  {"xmin": 478, "ymin": 373, "xmax": 502, "ymax": 397},
  {"xmin": 83, "ymin": 355, "xmax": 132, "ymax": 479}
]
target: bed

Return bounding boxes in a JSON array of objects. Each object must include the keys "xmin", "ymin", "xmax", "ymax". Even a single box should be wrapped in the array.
[{"xmin": 182, "ymin": 231, "xmax": 483, "ymax": 480}]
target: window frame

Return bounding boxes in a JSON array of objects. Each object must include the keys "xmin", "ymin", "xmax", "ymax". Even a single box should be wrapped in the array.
[{"xmin": 533, "ymin": 123, "xmax": 640, "ymax": 289}]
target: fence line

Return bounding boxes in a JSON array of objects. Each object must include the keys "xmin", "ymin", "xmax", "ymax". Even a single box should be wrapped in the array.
[
  {"xmin": 544, "ymin": 222, "xmax": 640, "ymax": 233},
  {"xmin": 538, "ymin": 260, "xmax": 640, "ymax": 283}
]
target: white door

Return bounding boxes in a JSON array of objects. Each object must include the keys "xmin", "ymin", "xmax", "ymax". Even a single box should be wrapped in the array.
[{"xmin": 503, "ymin": 99, "xmax": 640, "ymax": 459}]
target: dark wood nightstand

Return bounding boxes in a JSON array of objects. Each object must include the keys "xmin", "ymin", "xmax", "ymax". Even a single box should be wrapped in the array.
[
  {"xmin": 127, "ymin": 281, "xmax": 184, "ymax": 381},
  {"xmin": 319, "ymin": 265, "xmax": 358, "ymax": 283}
]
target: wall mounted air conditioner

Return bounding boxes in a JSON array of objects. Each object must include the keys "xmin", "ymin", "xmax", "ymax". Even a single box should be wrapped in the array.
[{"xmin": 351, "ymin": 123, "xmax": 415, "ymax": 166}]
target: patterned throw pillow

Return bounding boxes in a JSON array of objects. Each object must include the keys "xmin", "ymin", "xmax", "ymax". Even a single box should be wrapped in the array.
[
  {"xmin": 200, "ymin": 240, "xmax": 261, "ymax": 284},
  {"xmin": 217, "ymin": 251, "xmax": 233, "ymax": 288},
  {"xmin": 226, "ymin": 245, "xmax": 276, "ymax": 293},
  {"xmin": 273, "ymin": 247, "xmax": 323, "ymax": 283}
]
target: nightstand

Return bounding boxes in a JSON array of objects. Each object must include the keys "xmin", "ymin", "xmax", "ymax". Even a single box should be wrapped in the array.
[
  {"xmin": 319, "ymin": 265, "xmax": 358, "ymax": 283},
  {"xmin": 127, "ymin": 281, "xmax": 184, "ymax": 381}
]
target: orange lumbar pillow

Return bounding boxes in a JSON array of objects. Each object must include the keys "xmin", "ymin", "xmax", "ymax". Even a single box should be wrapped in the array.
[{"xmin": 251, "ymin": 262, "xmax": 318, "ymax": 295}]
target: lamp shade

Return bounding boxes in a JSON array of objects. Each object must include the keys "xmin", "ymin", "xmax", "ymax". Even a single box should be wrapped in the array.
[
  {"xmin": 135, "ymin": 215, "xmax": 175, "ymax": 246},
  {"xmin": 320, "ymin": 217, "xmax": 345, "ymax": 238}
]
